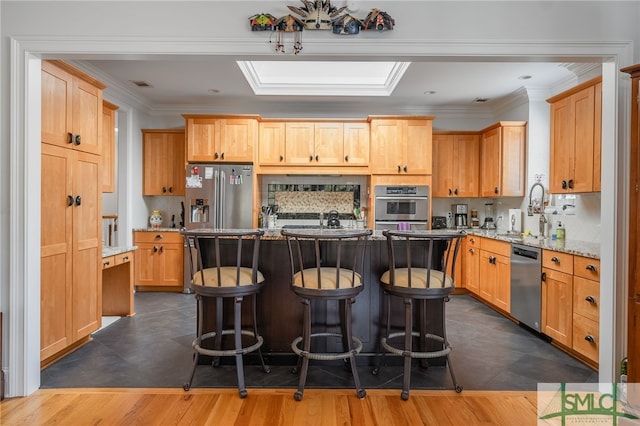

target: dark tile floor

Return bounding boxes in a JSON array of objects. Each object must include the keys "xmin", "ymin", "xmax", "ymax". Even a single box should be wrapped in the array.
[{"xmin": 40, "ymin": 292, "xmax": 598, "ymax": 391}]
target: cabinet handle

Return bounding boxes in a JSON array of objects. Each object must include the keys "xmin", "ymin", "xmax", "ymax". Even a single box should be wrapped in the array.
[
  {"xmin": 122, "ymin": 256, "xmax": 129, "ymax": 261},
  {"xmin": 103, "ymin": 260, "xmax": 110, "ymax": 267},
  {"xmin": 541, "ymin": 272, "xmax": 547, "ymax": 282},
  {"xmin": 468, "ymin": 248, "xmax": 475, "ymax": 254},
  {"xmin": 214, "ymin": 152, "xmax": 219, "ymax": 160},
  {"xmin": 488, "ymin": 256, "xmax": 496, "ymax": 264},
  {"xmin": 315, "ymin": 155, "xmax": 319, "ymax": 162},
  {"xmin": 155, "ymin": 234, "xmax": 163, "ymax": 239},
  {"xmin": 403, "ymin": 165, "xmax": 408, "ymax": 172},
  {"xmin": 469, "ymin": 238, "xmax": 475, "ymax": 243},
  {"xmin": 221, "ymin": 152, "xmax": 225, "ymax": 160},
  {"xmin": 584, "ymin": 335, "xmax": 596, "ymax": 343},
  {"xmin": 309, "ymin": 155, "xmax": 314, "ymax": 162},
  {"xmin": 345, "ymin": 155, "xmax": 349, "ymax": 162},
  {"xmin": 67, "ymin": 195, "xmax": 74, "ymax": 206},
  {"xmin": 162, "ymin": 186, "xmax": 167, "ymax": 193},
  {"xmin": 448, "ymin": 189, "xmax": 452, "ymax": 196},
  {"xmin": 454, "ymin": 188, "xmax": 458, "ymax": 195},
  {"xmin": 568, "ymin": 179, "xmax": 574, "ymax": 189},
  {"xmin": 74, "ymin": 134, "xmax": 81, "ymax": 145},
  {"xmin": 168, "ymin": 186, "xmax": 173, "ymax": 193},
  {"xmin": 397, "ymin": 165, "xmax": 401, "ymax": 173},
  {"xmin": 494, "ymin": 187, "xmax": 499, "ymax": 194},
  {"xmin": 153, "ymin": 246, "xmax": 159, "ymax": 253},
  {"xmin": 586, "ymin": 264, "xmax": 598, "ymax": 272},
  {"xmin": 279, "ymin": 155, "xmax": 284, "ymax": 161},
  {"xmin": 562, "ymin": 180, "xmax": 568, "ymax": 189},
  {"xmin": 74, "ymin": 195, "xmax": 82, "ymax": 206},
  {"xmin": 68, "ymin": 132, "xmax": 74, "ymax": 144},
  {"xmin": 551, "ymin": 256, "xmax": 560, "ymax": 264},
  {"xmin": 585, "ymin": 295, "xmax": 597, "ymax": 304},
  {"xmin": 159, "ymin": 246, "xmax": 164, "ymax": 253}
]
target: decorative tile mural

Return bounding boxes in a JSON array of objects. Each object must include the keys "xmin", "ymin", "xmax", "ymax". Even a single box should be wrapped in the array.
[{"xmin": 267, "ymin": 184, "xmax": 360, "ymax": 219}]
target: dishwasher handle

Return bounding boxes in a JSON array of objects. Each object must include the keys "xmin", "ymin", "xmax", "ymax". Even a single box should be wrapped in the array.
[{"xmin": 512, "ymin": 245, "xmax": 540, "ymax": 260}]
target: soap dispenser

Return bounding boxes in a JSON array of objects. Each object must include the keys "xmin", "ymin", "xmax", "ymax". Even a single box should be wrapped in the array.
[{"xmin": 556, "ymin": 221, "xmax": 565, "ymax": 240}]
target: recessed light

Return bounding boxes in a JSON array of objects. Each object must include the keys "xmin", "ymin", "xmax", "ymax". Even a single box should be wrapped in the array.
[
  {"xmin": 208, "ymin": 89, "xmax": 220, "ymax": 94},
  {"xmin": 473, "ymin": 97, "xmax": 490, "ymax": 104},
  {"xmin": 518, "ymin": 75, "xmax": 532, "ymax": 80},
  {"xmin": 423, "ymin": 90, "xmax": 436, "ymax": 95},
  {"xmin": 129, "ymin": 80, "xmax": 153, "ymax": 88}
]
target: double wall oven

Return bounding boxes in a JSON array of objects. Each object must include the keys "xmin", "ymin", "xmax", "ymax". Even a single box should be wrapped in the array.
[{"xmin": 374, "ymin": 185, "xmax": 430, "ymax": 230}]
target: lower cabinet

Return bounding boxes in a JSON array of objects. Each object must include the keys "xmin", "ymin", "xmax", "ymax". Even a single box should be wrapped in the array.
[
  {"xmin": 477, "ymin": 238, "xmax": 511, "ymax": 313},
  {"xmin": 133, "ymin": 231, "xmax": 184, "ymax": 290},
  {"xmin": 462, "ymin": 235, "xmax": 480, "ymax": 294},
  {"xmin": 102, "ymin": 250, "xmax": 136, "ymax": 316},
  {"xmin": 541, "ymin": 250, "xmax": 600, "ymax": 365}
]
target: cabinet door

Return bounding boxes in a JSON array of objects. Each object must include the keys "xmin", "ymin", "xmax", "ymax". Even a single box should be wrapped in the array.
[
  {"xmin": 134, "ymin": 243, "xmax": 159, "ymax": 286},
  {"xmin": 285, "ymin": 122, "xmax": 315, "ymax": 164},
  {"xmin": 432, "ymin": 134, "xmax": 455, "ymax": 197},
  {"xmin": 370, "ymin": 119, "xmax": 406, "ymax": 174},
  {"xmin": 101, "ymin": 101, "xmax": 118, "ymax": 193},
  {"xmin": 258, "ymin": 122, "xmax": 286, "ymax": 165},
  {"xmin": 186, "ymin": 117, "xmax": 219, "ymax": 162},
  {"xmin": 500, "ymin": 125, "xmax": 526, "ymax": 196},
  {"xmin": 219, "ymin": 118, "xmax": 256, "ymax": 162},
  {"xmin": 454, "ymin": 134, "xmax": 480, "ymax": 197},
  {"xmin": 72, "ymin": 77, "xmax": 103, "ymax": 155},
  {"xmin": 593, "ymin": 82, "xmax": 602, "ymax": 192},
  {"xmin": 572, "ymin": 85, "xmax": 596, "ymax": 193},
  {"xmin": 42, "ymin": 61, "xmax": 73, "ymax": 148},
  {"xmin": 462, "ymin": 237, "xmax": 480, "ymax": 294},
  {"xmin": 478, "ymin": 250, "xmax": 497, "ymax": 302},
  {"xmin": 405, "ymin": 119, "xmax": 431, "ymax": 175},
  {"xmin": 314, "ymin": 122, "xmax": 344, "ymax": 164},
  {"xmin": 541, "ymin": 268, "xmax": 573, "ymax": 346},
  {"xmin": 158, "ymin": 244, "xmax": 184, "ymax": 286},
  {"xmin": 143, "ymin": 132, "xmax": 169, "ymax": 196},
  {"xmin": 493, "ymin": 254, "xmax": 511, "ymax": 313},
  {"xmin": 166, "ymin": 131, "xmax": 185, "ymax": 196},
  {"xmin": 549, "ymin": 96, "xmax": 574, "ymax": 193},
  {"xmin": 343, "ymin": 122, "xmax": 369, "ymax": 165},
  {"xmin": 41, "ymin": 144, "xmax": 74, "ymax": 360},
  {"xmin": 72, "ymin": 151, "xmax": 102, "ymax": 340},
  {"xmin": 480, "ymin": 127, "xmax": 501, "ymax": 196}
]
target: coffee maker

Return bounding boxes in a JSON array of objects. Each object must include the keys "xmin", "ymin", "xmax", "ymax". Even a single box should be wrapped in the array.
[{"xmin": 451, "ymin": 204, "xmax": 468, "ymax": 229}]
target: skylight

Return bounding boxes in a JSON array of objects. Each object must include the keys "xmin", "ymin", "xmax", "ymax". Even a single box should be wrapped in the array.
[{"xmin": 237, "ymin": 61, "xmax": 410, "ymax": 96}]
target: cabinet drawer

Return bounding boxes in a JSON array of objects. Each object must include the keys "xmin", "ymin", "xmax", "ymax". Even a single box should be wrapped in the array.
[
  {"xmin": 479, "ymin": 238, "xmax": 510, "ymax": 257},
  {"xmin": 573, "ymin": 256, "xmax": 600, "ymax": 281},
  {"xmin": 115, "ymin": 251, "xmax": 133, "ymax": 265},
  {"xmin": 542, "ymin": 250, "xmax": 573, "ymax": 274},
  {"xmin": 573, "ymin": 276, "xmax": 599, "ymax": 322},
  {"xmin": 102, "ymin": 255, "xmax": 115, "ymax": 270},
  {"xmin": 466, "ymin": 235, "xmax": 481, "ymax": 248},
  {"xmin": 134, "ymin": 231, "xmax": 183, "ymax": 244},
  {"xmin": 572, "ymin": 314, "xmax": 599, "ymax": 363}
]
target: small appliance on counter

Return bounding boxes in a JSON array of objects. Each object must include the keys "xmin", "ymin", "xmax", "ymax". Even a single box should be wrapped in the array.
[
  {"xmin": 451, "ymin": 204, "xmax": 468, "ymax": 229},
  {"xmin": 432, "ymin": 216, "xmax": 447, "ymax": 229},
  {"xmin": 481, "ymin": 202, "xmax": 496, "ymax": 230},
  {"xmin": 470, "ymin": 209, "xmax": 480, "ymax": 228}
]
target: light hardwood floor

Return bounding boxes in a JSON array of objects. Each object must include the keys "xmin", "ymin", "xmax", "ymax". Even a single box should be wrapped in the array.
[{"xmin": 1, "ymin": 388, "xmax": 538, "ymax": 425}]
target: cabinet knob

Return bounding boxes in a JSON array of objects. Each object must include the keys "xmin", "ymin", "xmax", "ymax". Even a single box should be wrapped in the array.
[
  {"xmin": 74, "ymin": 195, "xmax": 82, "ymax": 206},
  {"xmin": 468, "ymin": 248, "xmax": 475, "ymax": 254},
  {"xmin": 74, "ymin": 134, "xmax": 81, "ymax": 145},
  {"xmin": 584, "ymin": 335, "xmax": 596, "ymax": 343},
  {"xmin": 585, "ymin": 295, "xmax": 597, "ymax": 304},
  {"xmin": 494, "ymin": 187, "xmax": 499, "ymax": 194},
  {"xmin": 488, "ymin": 256, "xmax": 496, "ymax": 264},
  {"xmin": 153, "ymin": 246, "xmax": 159, "ymax": 253},
  {"xmin": 162, "ymin": 187, "xmax": 167, "ymax": 193},
  {"xmin": 345, "ymin": 155, "xmax": 349, "ymax": 162},
  {"xmin": 586, "ymin": 264, "xmax": 598, "ymax": 272},
  {"xmin": 561, "ymin": 180, "xmax": 568, "ymax": 189},
  {"xmin": 551, "ymin": 256, "xmax": 560, "ymax": 264},
  {"xmin": 469, "ymin": 238, "xmax": 475, "ymax": 243}
]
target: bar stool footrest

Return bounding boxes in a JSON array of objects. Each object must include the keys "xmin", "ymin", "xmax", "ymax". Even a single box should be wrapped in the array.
[
  {"xmin": 381, "ymin": 331, "xmax": 451, "ymax": 359},
  {"xmin": 292, "ymin": 333, "xmax": 363, "ymax": 361},
  {"xmin": 193, "ymin": 329, "xmax": 264, "ymax": 357}
]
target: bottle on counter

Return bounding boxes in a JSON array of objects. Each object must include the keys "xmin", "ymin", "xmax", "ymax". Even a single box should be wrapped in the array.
[{"xmin": 556, "ymin": 221, "xmax": 565, "ymax": 240}]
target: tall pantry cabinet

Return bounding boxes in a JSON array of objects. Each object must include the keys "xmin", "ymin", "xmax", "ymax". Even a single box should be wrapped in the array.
[{"xmin": 40, "ymin": 60, "xmax": 105, "ymax": 365}]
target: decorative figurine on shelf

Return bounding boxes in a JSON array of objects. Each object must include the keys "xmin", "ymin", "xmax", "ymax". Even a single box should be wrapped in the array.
[
  {"xmin": 287, "ymin": 0, "xmax": 347, "ymax": 30},
  {"xmin": 273, "ymin": 15, "xmax": 305, "ymax": 54},
  {"xmin": 332, "ymin": 14, "xmax": 363, "ymax": 35},
  {"xmin": 363, "ymin": 8, "xmax": 395, "ymax": 31},
  {"xmin": 149, "ymin": 210, "xmax": 163, "ymax": 229},
  {"xmin": 249, "ymin": 13, "xmax": 277, "ymax": 31}
]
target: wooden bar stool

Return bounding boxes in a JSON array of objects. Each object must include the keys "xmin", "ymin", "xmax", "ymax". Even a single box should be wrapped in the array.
[
  {"xmin": 182, "ymin": 229, "xmax": 270, "ymax": 398},
  {"xmin": 373, "ymin": 230, "xmax": 464, "ymax": 400},
  {"xmin": 282, "ymin": 228, "xmax": 372, "ymax": 401}
]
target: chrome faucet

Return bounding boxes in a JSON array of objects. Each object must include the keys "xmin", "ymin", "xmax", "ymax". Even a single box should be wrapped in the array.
[
  {"xmin": 539, "ymin": 213, "xmax": 547, "ymax": 238},
  {"xmin": 528, "ymin": 182, "xmax": 546, "ymax": 216}
]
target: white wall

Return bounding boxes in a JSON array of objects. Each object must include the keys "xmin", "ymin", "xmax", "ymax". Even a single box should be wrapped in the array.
[{"xmin": 0, "ymin": 0, "xmax": 636, "ymax": 396}]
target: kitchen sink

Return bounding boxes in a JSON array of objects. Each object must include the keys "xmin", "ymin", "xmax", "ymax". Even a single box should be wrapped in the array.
[
  {"xmin": 281, "ymin": 224, "xmax": 344, "ymax": 230},
  {"xmin": 494, "ymin": 233, "xmax": 524, "ymax": 242}
]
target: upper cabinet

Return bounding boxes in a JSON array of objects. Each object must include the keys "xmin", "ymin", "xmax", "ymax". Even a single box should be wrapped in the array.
[
  {"xmin": 547, "ymin": 77, "xmax": 602, "ymax": 193},
  {"xmin": 42, "ymin": 60, "xmax": 106, "ymax": 156},
  {"xmin": 479, "ymin": 121, "xmax": 526, "ymax": 197},
  {"xmin": 183, "ymin": 115, "xmax": 258, "ymax": 163},
  {"xmin": 258, "ymin": 120, "xmax": 370, "ymax": 166},
  {"xmin": 432, "ymin": 132, "xmax": 480, "ymax": 197},
  {"xmin": 142, "ymin": 129, "xmax": 185, "ymax": 196},
  {"xmin": 369, "ymin": 116, "xmax": 433, "ymax": 175},
  {"xmin": 102, "ymin": 100, "xmax": 119, "ymax": 193}
]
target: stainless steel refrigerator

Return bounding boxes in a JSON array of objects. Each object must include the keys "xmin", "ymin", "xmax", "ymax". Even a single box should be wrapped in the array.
[{"xmin": 184, "ymin": 163, "xmax": 254, "ymax": 229}]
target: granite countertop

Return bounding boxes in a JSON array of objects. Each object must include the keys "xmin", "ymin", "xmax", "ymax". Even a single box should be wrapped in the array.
[
  {"xmin": 132, "ymin": 227, "xmax": 182, "ymax": 232},
  {"xmin": 466, "ymin": 229, "xmax": 600, "ymax": 259},
  {"xmin": 102, "ymin": 245, "xmax": 138, "ymax": 258}
]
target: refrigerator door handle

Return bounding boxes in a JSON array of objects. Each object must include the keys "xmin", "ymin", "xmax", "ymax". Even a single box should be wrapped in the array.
[
  {"xmin": 219, "ymin": 170, "xmax": 226, "ymax": 229},
  {"xmin": 214, "ymin": 169, "xmax": 220, "ymax": 228}
]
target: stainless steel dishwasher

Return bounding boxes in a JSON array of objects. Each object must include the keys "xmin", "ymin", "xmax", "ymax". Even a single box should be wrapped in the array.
[{"xmin": 510, "ymin": 243, "xmax": 542, "ymax": 332}]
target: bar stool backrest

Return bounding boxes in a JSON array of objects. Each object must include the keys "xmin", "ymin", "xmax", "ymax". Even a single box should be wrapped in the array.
[
  {"xmin": 382, "ymin": 230, "xmax": 464, "ymax": 292},
  {"xmin": 183, "ymin": 229, "xmax": 265, "ymax": 290},
  {"xmin": 282, "ymin": 229, "xmax": 372, "ymax": 291}
]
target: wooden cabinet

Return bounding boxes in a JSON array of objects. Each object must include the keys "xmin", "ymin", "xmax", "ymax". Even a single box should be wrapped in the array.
[
  {"xmin": 547, "ymin": 77, "xmax": 602, "ymax": 193},
  {"xmin": 102, "ymin": 250, "xmax": 135, "ymax": 317},
  {"xmin": 133, "ymin": 231, "xmax": 184, "ymax": 289},
  {"xmin": 369, "ymin": 116, "xmax": 433, "ymax": 175},
  {"xmin": 432, "ymin": 132, "xmax": 480, "ymax": 197},
  {"xmin": 102, "ymin": 100, "xmax": 118, "ymax": 193},
  {"xmin": 480, "ymin": 121, "xmax": 526, "ymax": 197},
  {"xmin": 478, "ymin": 238, "xmax": 511, "ymax": 313},
  {"xmin": 184, "ymin": 115, "xmax": 258, "ymax": 163},
  {"xmin": 462, "ymin": 235, "xmax": 480, "ymax": 294},
  {"xmin": 258, "ymin": 120, "xmax": 369, "ymax": 166},
  {"xmin": 42, "ymin": 60, "xmax": 106, "ymax": 156},
  {"xmin": 142, "ymin": 129, "xmax": 185, "ymax": 196},
  {"xmin": 41, "ymin": 143, "xmax": 102, "ymax": 363},
  {"xmin": 40, "ymin": 61, "xmax": 104, "ymax": 365},
  {"xmin": 572, "ymin": 256, "xmax": 600, "ymax": 363}
]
